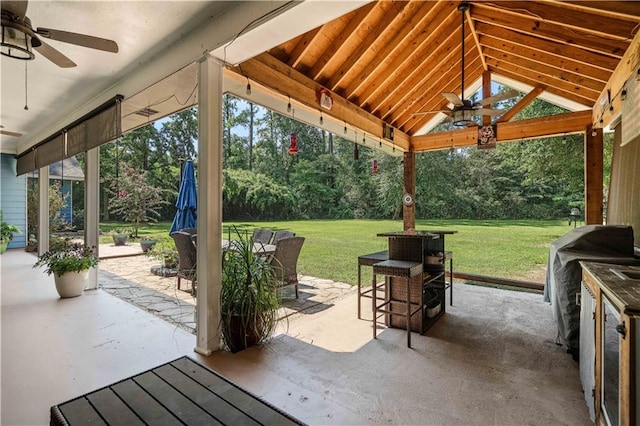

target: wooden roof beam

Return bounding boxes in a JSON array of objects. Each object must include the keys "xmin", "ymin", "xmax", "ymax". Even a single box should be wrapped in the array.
[
  {"xmin": 326, "ymin": 0, "xmax": 411, "ymax": 91},
  {"xmin": 473, "ymin": 1, "xmax": 637, "ymax": 42},
  {"xmin": 465, "ymin": 7, "xmax": 487, "ymax": 71},
  {"xmin": 350, "ymin": 3, "xmax": 458, "ymax": 107},
  {"xmin": 336, "ymin": 1, "xmax": 440, "ymax": 99},
  {"xmin": 475, "ymin": 22, "xmax": 620, "ymax": 73},
  {"xmin": 308, "ymin": 2, "xmax": 377, "ymax": 81},
  {"xmin": 471, "ymin": 7, "xmax": 628, "ymax": 59},
  {"xmin": 592, "ymin": 28, "xmax": 640, "ymax": 128},
  {"xmin": 478, "ymin": 29, "xmax": 613, "ymax": 83},
  {"xmin": 375, "ymin": 29, "xmax": 472, "ymax": 119},
  {"xmin": 236, "ymin": 53, "xmax": 410, "ymax": 151},
  {"xmin": 485, "ymin": 58, "xmax": 599, "ymax": 105},
  {"xmin": 287, "ymin": 28, "xmax": 322, "ymax": 69},
  {"xmin": 411, "ymin": 110, "xmax": 593, "ymax": 152},
  {"xmin": 495, "ymin": 85, "xmax": 546, "ymax": 124},
  {"xmin": 482, "ymin": 47, "xmax": 605, "ymax": 93},
  {"xmin": 553, "ymin": 1, "xmax": 640, "ymax": 19}
]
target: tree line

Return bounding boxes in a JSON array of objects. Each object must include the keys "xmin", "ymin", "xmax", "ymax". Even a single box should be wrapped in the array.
[{"xmin": 96, "ymin": 92, "xmax": 612, "ymax": 224}]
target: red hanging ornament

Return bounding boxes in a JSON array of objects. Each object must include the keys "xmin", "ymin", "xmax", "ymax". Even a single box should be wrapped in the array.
[
  {"xmin": 288, "ymin": 132, "xmax": 299, "ymax": 155},
  {"xmin": 372, "ymin": 159, "xmax": 378, "ymax": 174}
]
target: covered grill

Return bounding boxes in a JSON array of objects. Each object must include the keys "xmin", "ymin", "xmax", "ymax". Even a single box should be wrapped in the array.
[{"xmin": 544, "ymin": 225, "xmax": 639, "ymax": 359}]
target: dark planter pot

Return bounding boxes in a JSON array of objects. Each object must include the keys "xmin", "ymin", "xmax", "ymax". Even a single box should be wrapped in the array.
[
  {"xmin": 223, "ymin": 314, "xmax": 264, "ymax": 353},
  {"xmin": 112, "ymin": 235, "xmax": 128, "ymax": 246},
  {"xmin": 140, "ymin": 239, "xmax": 157, "ymax": 253}
]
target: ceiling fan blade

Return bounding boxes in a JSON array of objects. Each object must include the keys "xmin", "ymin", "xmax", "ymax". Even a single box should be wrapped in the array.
[
  {"xmin": 36, "ymin": 27, "xmax": 118, "ymax": 53},
  {"xmin": 442, "ymin": 92, "xmax": 464, "ymax": 107},
  {"xmin": 2, "ymin": 1, "xmax": 28, "ymax": 20},
  {"xmin": 1, "ymin": 129, "xmax": 23, "ymax": 137},
  {"xmin": 33, "ymin": 38, "xmax": 76, "ymax": 68},
  {"xmin": 474, "ymin": 108, "xmax": 504, "ymax": 117},
  {"xmin": 476, "ymin": 90, "xmax": 519, "ymax": 106}
]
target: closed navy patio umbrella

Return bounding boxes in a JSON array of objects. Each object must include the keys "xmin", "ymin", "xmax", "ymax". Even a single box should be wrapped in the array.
[{"xmin": 170, "ymin": 160, "xmax": 197, "ymax": 234}]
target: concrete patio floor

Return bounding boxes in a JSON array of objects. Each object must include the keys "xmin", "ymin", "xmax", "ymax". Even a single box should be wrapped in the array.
[{"xmin": 2, "ymin": 248, "xmax": 591, "ymax": 425}]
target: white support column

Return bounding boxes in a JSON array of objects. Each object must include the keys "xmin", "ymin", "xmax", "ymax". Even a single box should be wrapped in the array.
[
  {"xmin": 194, "ymin": 56, "xmax": 224, "ymax": 355},
  {"xmin": 37, "ymin": 166, "xmax": 49, "ymax": 256},
  {"xmin": 85, "ymin": 148, "xmax": 100, "ymax": 290}
]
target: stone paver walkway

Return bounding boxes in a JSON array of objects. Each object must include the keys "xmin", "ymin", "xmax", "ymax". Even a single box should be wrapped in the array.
[{"xmin": 98, "ymin": 246, "xmax": 355, "ymax": 335}]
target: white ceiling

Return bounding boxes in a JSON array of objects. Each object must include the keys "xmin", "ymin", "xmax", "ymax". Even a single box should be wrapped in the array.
[{"xmin": 1, "ymin": 0, "xmax": 367, "ymax": 156}]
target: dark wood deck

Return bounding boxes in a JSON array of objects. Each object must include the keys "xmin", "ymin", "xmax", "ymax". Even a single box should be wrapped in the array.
[{"xmin": 51, "ymin": 356, "xmax": 305, "ymax": 426}]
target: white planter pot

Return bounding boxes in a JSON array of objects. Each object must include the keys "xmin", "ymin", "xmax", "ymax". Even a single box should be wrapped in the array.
[{"xmin": 54, "ymin": 270, "xmax": 89, "ymax": 298}]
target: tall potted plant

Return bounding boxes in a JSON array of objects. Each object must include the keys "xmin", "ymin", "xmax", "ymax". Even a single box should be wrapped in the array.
[
  {"xmin": 221, "ymin": 227, "xmax": 280, "ymax": 352},
  {"xmin": 34, "ymin": 243, "xmax": 99, "ymax": 298}
]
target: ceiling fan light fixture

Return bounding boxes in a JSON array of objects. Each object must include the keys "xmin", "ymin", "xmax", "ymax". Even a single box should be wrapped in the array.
[
  {"xmin": 452, "ymin": 108, "xmax": 475, "ymax": 127},
  {"xmin": 0, "ymin": 21, "xmax": 34, "ymax": 60}
]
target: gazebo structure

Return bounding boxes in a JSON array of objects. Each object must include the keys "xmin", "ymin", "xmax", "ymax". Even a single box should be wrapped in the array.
[{"xmin": 1, "ymin": 1, "xmax": 639, "ymax": 356}]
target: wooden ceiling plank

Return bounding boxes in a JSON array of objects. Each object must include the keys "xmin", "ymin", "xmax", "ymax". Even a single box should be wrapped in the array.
[
  {"xmin": 389, "ymin": 45, "xmax": 481, "ymax": 130},
  {"xmin": 473, "ymin": 1, "xmax": 637, "ymax": 41},
  {"xmin": 480, "ymin": 33, "xmax": 612, "ymax": 84},
  {"xmin": 553, "ymin": 1, "xmax": 640, "ymax": 19},
  {"xmin": 472, "ymin": 8, "xmax": 629, "ymax": 60},
  {"xmin": 410, "ymin": 110, "xmax": 593, "ymax": 152},
  {"xmin": 592, "ymin": 27, "xmax": 640, "ymax": 128},
  {"xmin": 326, "ymin": 0, "xmax": 412, "ymax": 91},
  {"xmin": 375, "ymin": 30, "xmax": 473, "ymax": 119},
  {"xmin": 482, "ymin": 46, "xmax": 606, "ymax": 92},
  {"xmin": 465, "ymin": 8, "xmax": 487, "ymax": 71},
  {"xmin": 349, "ymin": 2, "xmax": 459, "ymax": 107},
  {"xmin": 495, "ymin": 85, "xmax": 546, "ymax": 123},
  {"xmin": 486, "ymin": 58, "xmax": 599, "ymax": 103},
  {"xmin": 493, "ymin": 67, "xmax": 594, "ymax": 107},
  {"xmin": 235, "ymin": 53, "xmax": 410, "ymax": 150},
  {"xmin": 287, "ymin": 28, "xmax": 323, "ymax": 68},
  {"xmin": 360, "ymin": 13, "xmax": 462, "ymax": 110},
  {"xmin": 337, "ymin": 1, "xmax": 441, "ymax": 100},
  {"xmin": 402, "ymin": 62, "xmax": 485, "ymax": 134},
  {"xmin": 308, "ymin": 2, "xmax": 377, "ymax": 81}
]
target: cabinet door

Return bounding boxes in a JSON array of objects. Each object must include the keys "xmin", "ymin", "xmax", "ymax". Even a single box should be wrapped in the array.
[
  {"xmin": 580, "ymin": 282, "xmax": 596, "ymax": 422},
  {"xmin": 602, "ymin": 297, "xmax": 621, "ymax": 426}
]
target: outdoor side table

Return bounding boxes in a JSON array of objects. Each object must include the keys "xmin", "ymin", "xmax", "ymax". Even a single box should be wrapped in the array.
[{"xmin": 50, "ymin": 356, "xmax": 305, "ymax": 425}]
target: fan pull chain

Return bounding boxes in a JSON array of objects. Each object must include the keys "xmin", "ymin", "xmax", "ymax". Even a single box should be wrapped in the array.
[{"xmin": 24, "ymin": 62, "xmax": 29, "ymax": 110}]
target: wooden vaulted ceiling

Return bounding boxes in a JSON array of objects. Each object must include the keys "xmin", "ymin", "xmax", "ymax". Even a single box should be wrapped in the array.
[{"xmin": 235, "ymin": 0, "xmax": 640, "ymax": 151}]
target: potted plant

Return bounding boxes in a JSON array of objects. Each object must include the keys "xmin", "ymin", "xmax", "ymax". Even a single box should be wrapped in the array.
[
  {"xmin": 33, "ymin": 242, "xmax": 99, "ymax": 298},
  {"xmin": 111, "ymin": 228, "xmax": 129, "ymax": 246},
  {"xmin": 140, "ymin": 235, "xmax": 158, "ymax": 253},
  {"xmin": 147, "ymin": 242, "xmax": 179, "ymax": 269},
  {"xmin": 220, "ymin": 227, "xmax": 280, "ymax": 352},
  {"xmin": 0, "ymin": 211, "xmax": 21, "ymax": 254}
]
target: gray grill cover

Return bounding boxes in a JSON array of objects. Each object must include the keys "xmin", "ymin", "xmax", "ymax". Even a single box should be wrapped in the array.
[{"xmin": 544, "ymin": 225, "xmax": 639, "ymax": 355}]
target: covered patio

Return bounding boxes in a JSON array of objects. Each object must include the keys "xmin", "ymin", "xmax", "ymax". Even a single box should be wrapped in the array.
[
  {"xmin": 2, "ymin": 248, "xmax": 589, "ymax": 425},
  {"xmin": 2, "ymin": 1, "xmax": 639, "ymax": 424}
]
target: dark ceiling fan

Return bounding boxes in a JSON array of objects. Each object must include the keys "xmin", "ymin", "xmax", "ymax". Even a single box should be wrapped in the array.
[
  {"xmin": 0, "ymin": 0, "xmax": 118, "ymax": 68},
  {"xmin": 413, "ymin": 2, "xmax": 518, "ymax": 126}
]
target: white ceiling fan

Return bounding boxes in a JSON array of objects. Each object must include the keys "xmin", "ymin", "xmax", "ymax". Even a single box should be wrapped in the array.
[
  {"xmin": 1, "ymin": 0, "xmax": 118, "ymax": 68},
  {"xmin": 413, "ymin": 2, "xmax": 518, "ymax": 126}
]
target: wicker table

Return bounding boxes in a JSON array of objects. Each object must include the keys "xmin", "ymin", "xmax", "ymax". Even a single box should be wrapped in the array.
[
  {"xmin": 50, "ymin": 356, "xmax": 305, "ymax": 425},
  {"xmin": 377, "ymin": 231, "xmax": 447, "ymax": 334}
]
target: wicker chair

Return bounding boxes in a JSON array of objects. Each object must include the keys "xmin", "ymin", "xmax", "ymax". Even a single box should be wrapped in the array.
[
  {"xmin": 180, "ymin": 227, "xmax": 197, "ymax": 236},
  {"xmin": 272, "ymin": 230, "xmax": 296, "ymax": 244},
  {"xmin": 268, "ymin": 236, "xmax": 305, "ymax": 298},
  {"xmin": 171, "ymin": 231, "xmax": 197, "ymax": 294},
  {"xmin": 251, "ymin": 228, "xmax": 274, "ymax": 245}
]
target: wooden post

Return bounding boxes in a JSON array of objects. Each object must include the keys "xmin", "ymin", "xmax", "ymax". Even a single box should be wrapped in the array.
[
  {"xmin": 584, "ymin": 125, "xmax": 603, "ymax": 225},
  {"xmin": 403, "ymin": 151, "xmax": 415, "ymax": 231}
]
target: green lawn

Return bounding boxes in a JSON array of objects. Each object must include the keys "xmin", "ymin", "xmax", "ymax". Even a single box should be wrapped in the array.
[{"xmin": 101, "ymin": 219, "xmax": 570, "ymax": 285}]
